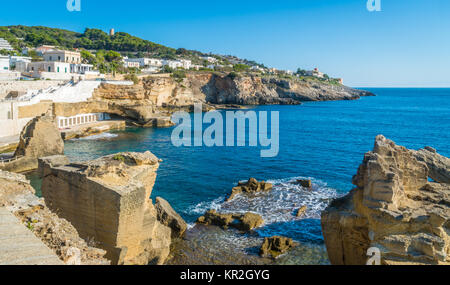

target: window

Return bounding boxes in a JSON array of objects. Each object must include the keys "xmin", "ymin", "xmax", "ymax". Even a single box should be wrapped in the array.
[
  {"xmin": 65, "ymin": 68, "xmax": 67, "ymax": 73},
  {"xmin": 48, "ymin": 66, "xmax": 51, "ymax": 72},
  {"xmin": 58, "ymin": 56, "xmax": 61, "ymax": 61},
  {"xmin": 57, "ymin": 67, "xmax": 60, "ymax": 72},
  {"xmin": 49, "ymin": 56, "xmax": 52, "ymax": 61}
]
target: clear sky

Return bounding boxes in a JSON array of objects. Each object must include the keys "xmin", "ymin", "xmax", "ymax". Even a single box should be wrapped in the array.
[{"xmin": 0, "ymin": 0, "xmax": 448, "ymax": 87}]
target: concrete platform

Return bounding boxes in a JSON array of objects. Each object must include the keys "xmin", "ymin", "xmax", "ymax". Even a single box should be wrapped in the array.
[
  {"xmin": 60, "ymin": 120, "xmax": 126, "ymax": 140},
  {"xmin": 0, "ymin": 208, "xmax": 63, "ymax": 265}
]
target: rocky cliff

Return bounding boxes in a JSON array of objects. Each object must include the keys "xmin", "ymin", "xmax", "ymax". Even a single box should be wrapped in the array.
[
  {"xmin": 39, "ymin": 152, "xmax": 179, "ymax": 265},
  {"xmin": 0, "ymin": 169, "xmax": 109, "ymax": 265},
  {"xmin": 73, "ymin": 72, "xmax": 373, "ymax": 127},
  {"xmin": 321, "ymin": 135, "xmax": 449, "ymax": 265}
]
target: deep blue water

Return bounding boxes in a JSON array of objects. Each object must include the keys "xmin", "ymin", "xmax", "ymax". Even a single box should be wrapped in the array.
[{"xmin": 59, "ymin": 88, "xmax": 449, "ymax": 264}]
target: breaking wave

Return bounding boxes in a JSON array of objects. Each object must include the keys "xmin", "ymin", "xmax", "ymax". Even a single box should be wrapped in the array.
[{"xmin": 71, "ymin": 133, "xmax": 119, "ymax": 140}]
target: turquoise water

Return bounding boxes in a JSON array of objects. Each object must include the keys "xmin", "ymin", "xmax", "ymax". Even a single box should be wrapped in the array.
[{"xmin": 60, "ymin": 88, "xmax": 449, "ymax": 264}]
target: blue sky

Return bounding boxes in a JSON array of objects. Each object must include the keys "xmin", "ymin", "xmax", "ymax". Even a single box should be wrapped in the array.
[{"xmin": 0, "ymin": 0, "xmax": 448, "ymax": 87}]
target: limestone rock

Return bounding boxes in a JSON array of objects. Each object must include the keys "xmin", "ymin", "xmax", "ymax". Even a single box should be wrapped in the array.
[
  {"xmin": 297, "ymin": 179, "xmax": 312, "ymax": 188},
  {"xmin": 0, "ymin": 169, "xmax": 109, "ymax": 265},
  {"xmin": 413, "ymin": 147, "xmax": 450, "ymax": 184},
  {"xmin": 296, "ymin": 206, "xmax": 307, "ymax": 217},
  {"xmin": 39, "ymin": 151, "xmax": 172, "ymax": 265},
  {"xmin": 260, "ymin": 236, "xmax": 297, "ymax": 258},
  {"xmin": 14, "ymin": 115, "xmax": 64, "ymax": 159},
  {"xmin": 155, "ymin": 197, "xmax": 187, "ymax": 238},
  {"xmin": 321, "ymin": 135, "xmax": 450, "ymax": 265},
  {"xmin": 227, "ymin": 178, "xmax": 273, "ymax": 201},
  {"xmin": 196, "ymin": 210, "xmax": 264, "ymax": 232}
]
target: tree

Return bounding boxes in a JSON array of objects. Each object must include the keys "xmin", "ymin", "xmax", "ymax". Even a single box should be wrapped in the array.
[
  {"xmin": 296, "ymin": 68, "xmax": 307, "ymax": 76},
  {"xmin": 233, "ymin": 64, "xmax": 250, "ymax": 72}
]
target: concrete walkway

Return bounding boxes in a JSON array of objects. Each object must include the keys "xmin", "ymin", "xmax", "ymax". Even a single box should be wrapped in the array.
[{"xmin": 0, "ymin": 208, "xmax": 63, "ymax": 265}]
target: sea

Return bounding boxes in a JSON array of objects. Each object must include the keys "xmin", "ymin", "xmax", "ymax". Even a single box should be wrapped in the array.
[{"xmin": 27, "ymin": 88, "xmax": 450, "ymax": 264}]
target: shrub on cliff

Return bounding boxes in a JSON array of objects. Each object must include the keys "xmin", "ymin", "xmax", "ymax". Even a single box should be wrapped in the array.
[{"xmin": 124, "ymin": 74, "xmax": 139, "ymax": 85}]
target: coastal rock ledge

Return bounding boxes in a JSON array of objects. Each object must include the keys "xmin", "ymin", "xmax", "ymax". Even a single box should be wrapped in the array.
[
  {"xmin": 321, "ymin": 135, "xmax": 450, "ymax": 265},
  {"xmin": 39, "ymin": 152, "xmax": 180, "ymax": 265}
]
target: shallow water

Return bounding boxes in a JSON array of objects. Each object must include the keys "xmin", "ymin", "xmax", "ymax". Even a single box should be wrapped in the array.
[{"xmin": 29, "ymin": 88, "xmax": 450, "ymax": 265}]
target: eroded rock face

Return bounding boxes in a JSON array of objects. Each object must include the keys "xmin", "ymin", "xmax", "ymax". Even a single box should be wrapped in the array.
[
  {"xmin": 155, "ymin": 197, "xmax": 187, "ymax": 238},
  {"xmin": 227, "ymin": 178, "xmax": 273, "ymax": 201},
  {"xmin": 0, "ymin": 170, "xmax": 109, "ymax": 265},
  {"xmin": 260, "ymin": 236, "xmax": 297, "ymax": 258},
  {"xmin": 413, "ymin": 147, "xmax": 450, "ymax": 184},
  {"xmin": 14, "ymin": 115, "xmax": 64, "ymax": 159},
  {"xmin": 196, "ymin": 210, "xmax": 264, "ymax": 231},
  {"xmin": 321, "ymin": 135, "xmax": 450, "ymax": 265},
  {"xmin": 39, "ymin": 152, "xmax": 173, "ymax": 265}
]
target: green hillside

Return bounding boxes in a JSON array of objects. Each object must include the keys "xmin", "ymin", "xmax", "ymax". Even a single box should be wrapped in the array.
[{"xmin": 0, "ymin": 25, "xmax": 180, "ymax": 58}]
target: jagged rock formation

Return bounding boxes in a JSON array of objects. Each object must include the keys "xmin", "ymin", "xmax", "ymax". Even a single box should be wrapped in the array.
[
  {"xmin": 197, "ymin": 210, "xmax": 264, "ymax": 232},
  {"xmin": 0, "ymin": 115, "xmax": 64, "ymax": 173},
  {"xmin": 227, "ymin": 178, "xmax": 273, "ymax": 201},
  {"xmin": 296, "ymin": 206, "xmax": 308, "ymax": 217},
  {"xmin": 321, "ymin": 135, "xmax": 450, "ymax": 265},
  {"xmin": 39, "ymin": 152, "xmax": 177, "ymax": 265},
  {"xmin": 413, "ymin": 147, "xmax": 450, "ymax": 184},
  {"xmin": 0, "ymin": 169, "xmax": 109, "ymax": 265},
  {"xmin": 14, "ymin": 115, "xmax": 64, "ymax": 158},
  {"xmin": 155, "ymin": 197, "xmax": 188, "ymax": 238},
  {"xmin": 260, "ymin": 236, "xmax": 297, "ymax": 258}
]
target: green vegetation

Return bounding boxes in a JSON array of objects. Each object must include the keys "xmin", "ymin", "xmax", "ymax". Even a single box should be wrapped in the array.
[
  {"xmin": 171, "ymin": 70, "xmax": 186, "ymax": 83},
  {"xmin": 113, "ymin": 154, "xmax": 125, "ymax": 162},
  {"xmin": 233, "ymin": 64, "xmax": 250, "ymax": 72},
  {"xmin": 124, "ymin": 73, "xmax": 140, "ymax": 84}
]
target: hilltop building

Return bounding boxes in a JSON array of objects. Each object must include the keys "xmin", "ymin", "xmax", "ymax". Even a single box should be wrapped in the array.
[
  {"xmin": 110, "ymin": 28, "xmax": 115, "ymax": 36},
  {"xmin": 0, "ymin": 38, "xmax": 13, "ymax": 51},
  {"xmin": 306, "ymin": 68, "xmax": 325, "ymax": 79}
]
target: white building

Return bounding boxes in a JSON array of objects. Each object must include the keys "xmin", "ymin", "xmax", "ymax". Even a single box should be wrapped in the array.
[
  {"xmin": 44, "ymin": 50, "xmax": 81, "ymax": 64},
  {"xmin": 201, "ymin": 56, "xmax": 218, "ymax": 64},
  {"xmin": 0, "ymin": 38, "xmax": 13, "ymax": 51},
  {"xmin": 126, "ymin": 58, "xmax": 163, "ymax": 68},
  {"xmin": 306, "ymin": 68, "xmax": 325, "ymax": 78},
  {"xmin": 179, "ymin": 59, "xmax": 192, "ymax": 69},
  {"xmin": 123, "ymin": 61, "xmax": 140, "ymax": 69},
  {"xmin": 162, "ymin": 60, "xmax": 183, "ymax": 69},
  {"xmin": 0, "ymin": 56, "xmax": 9, "ymax": 71},
  {"xmin": 10, "ymin": 56, "xmax": 32, "ymax": 65}
]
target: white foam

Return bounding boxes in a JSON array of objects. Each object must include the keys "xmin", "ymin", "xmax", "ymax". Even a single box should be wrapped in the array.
[{"xmin": 187, "ymin": 176, "xmax": 339, "ymax": 227}]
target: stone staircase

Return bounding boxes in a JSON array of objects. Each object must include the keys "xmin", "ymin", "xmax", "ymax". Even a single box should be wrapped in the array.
[{"xmin": 0, "ymin": 208, "xmax": 63, "ymax": 265}]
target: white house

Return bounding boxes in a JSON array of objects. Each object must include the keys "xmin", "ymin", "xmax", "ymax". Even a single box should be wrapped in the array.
[
  {"xmin": 0, "ymin": 56, "xmax": 9, "ymax": 71},
  {"xmin": 306, "ymin": 68, "xmax": 325, "ymax": 78},
  {"xmin": 162, "ymin": 60, "xmax": 183, "ymax": 69},
  {"xmin": 201, "ymin": 56, "xmax": 218, "ymax": 64},
  {"xmin": 0, "ymin": 38, "xmax": 13, "ymax": 51},
  {"xmin": 126, "ymin": 58, "xmax": 163, "ymax": 68}
]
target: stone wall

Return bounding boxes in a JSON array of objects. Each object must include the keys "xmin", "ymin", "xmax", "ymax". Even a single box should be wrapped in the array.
[{"xmin": 0, "ymin": 80, "xmax": 65, "ymax": 99}]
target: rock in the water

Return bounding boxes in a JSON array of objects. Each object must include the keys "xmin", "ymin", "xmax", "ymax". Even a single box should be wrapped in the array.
[
  {"xmin": 227, "ymin": 178, "xmax": 273, "ymax": 201},
  {"xmin": 260, "ymin": 236, "xmax": 297, "ymax": 258},
  {"xmin": 297, "ymin": 179, "xmax": 312, "ymax": 188},
  {"xmin": 14, "ymin": 115, "xmax": 64, "ymax": 159},
  {"xmin": 413, "ymin": 147, "xmax": 450, "ymax": 184},
  {"xmin": 39, "ymin": 151, "xmax": 172, "ymax": 265},
  {"xmin": 321, "ymin": 135, "xmax": 450, "ymax": 265},
  {"xmin": 155, "ymin": 197, "xmax": 187, "ymax": 238},
  {"xmin": 296, "ymin": 206, "xmax": 307, "ymax": 217},
  {"xmin": 196, "ymin": 210, "xmax": 264, "ymax": 231}
]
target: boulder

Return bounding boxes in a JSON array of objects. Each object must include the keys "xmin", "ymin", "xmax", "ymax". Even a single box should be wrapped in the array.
[
  {"xmin": 321, "ymin": 135, "xmax": 450, "ymax": 265},
  {"xmin": 296, "ymin": 206, "xmax": 307, "ymax": 217},
  {"xmin": 260, "ymin": 236, "xmax": 297, "ymax": 258},
  {"xmin": 14, "ymin": 115, "xmax": 64, "ymax": 159},
  {"xmin": 227, "ymin": 178, "xmax": 273, "ymax": 201},
  {"xmin": 413, "ymin": 147, "xmax": 450, "ymax": 184},
  {"xmin": 297, "ymin": 179, "xmax": 312, "ymax": 188},
  {"xmin": 40, "ymin": 151, "xmax": 172, "ymax": 265},
  {"xmin": 196, "ymin": 210, "xmax": 264, "ymax": 232},
  {"xmin": 155, "ymin": 197, "xmax": 188, "ymax": 238}
]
